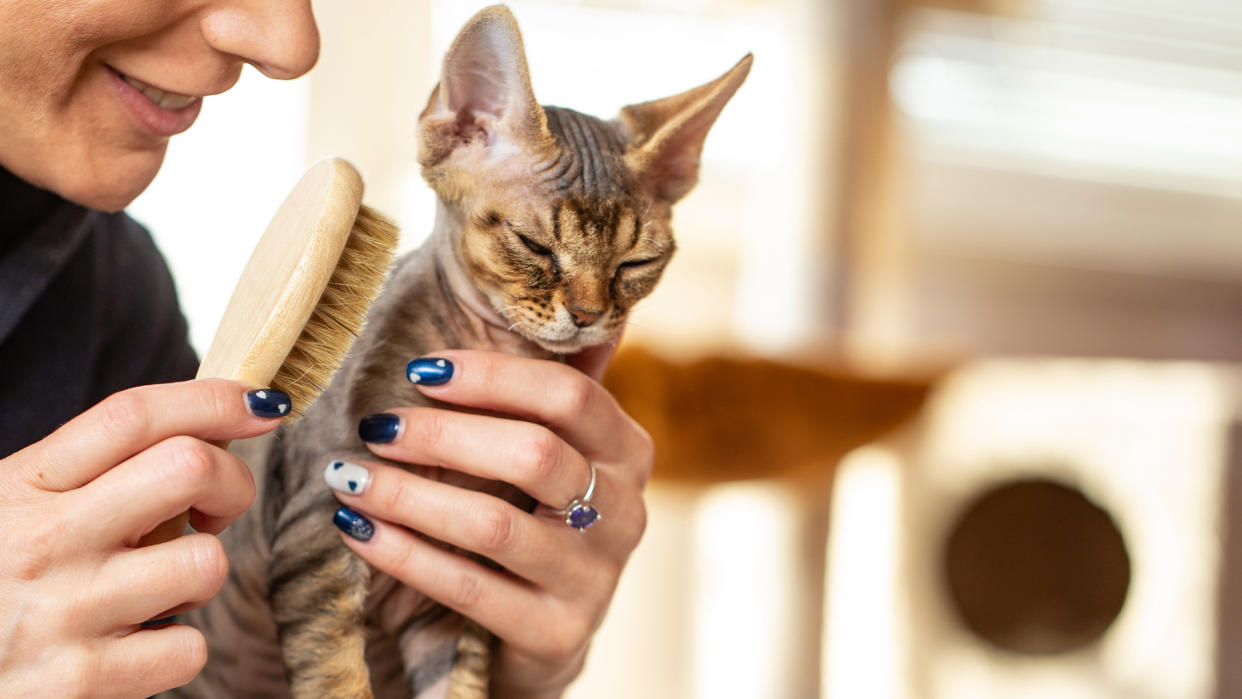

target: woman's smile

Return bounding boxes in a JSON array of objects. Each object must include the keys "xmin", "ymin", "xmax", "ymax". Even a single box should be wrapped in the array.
[{"xmin": 106, "ymin": 65, "xmax": 203, "ymax": 137}]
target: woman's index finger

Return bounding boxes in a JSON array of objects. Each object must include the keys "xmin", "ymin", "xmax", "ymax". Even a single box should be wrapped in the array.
[{"xmin": 12, "ymin": 378, "xmax": 284, "ymax": 492}]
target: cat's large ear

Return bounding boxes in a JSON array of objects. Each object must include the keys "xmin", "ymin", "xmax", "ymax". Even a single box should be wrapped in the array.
[
  {"xmin": 419, "ymin": 5, "xmax": 550, "ymax": 168},
  {"xmin": 621, "ymin": 55, "xmax": 752, "ymax": 203}
]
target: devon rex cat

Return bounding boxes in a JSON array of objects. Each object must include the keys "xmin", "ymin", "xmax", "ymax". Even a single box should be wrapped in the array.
[{"xmin": 174, "ymin": 6, "xmax": 750, "ymax": 698}]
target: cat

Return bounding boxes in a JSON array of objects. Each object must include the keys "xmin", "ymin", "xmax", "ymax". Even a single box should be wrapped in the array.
[{"xmin": 169, "ymin": 6, "xmax": 749, "ymax": 698}]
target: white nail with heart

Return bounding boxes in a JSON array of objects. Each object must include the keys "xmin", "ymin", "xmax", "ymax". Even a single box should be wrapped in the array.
[{"xmin": 324, "ymin": 460, "xmax": 372, "ymax": 495}]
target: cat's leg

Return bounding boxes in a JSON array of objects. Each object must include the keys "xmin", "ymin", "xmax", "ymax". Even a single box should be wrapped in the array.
[
  {"xmin": 268, "ymin": 487, "xmax": 374, "ymax": 699},
  {"xmin": 444, "ymin": 621, "xmax": 491, "ymax": 699},
  {"xmin": 382, "ymin": 583, "xmax": 486, "ymax": 699},
  {"xmin": 396, "ymin": 609, "xmax": 485, "ymax": 699}
]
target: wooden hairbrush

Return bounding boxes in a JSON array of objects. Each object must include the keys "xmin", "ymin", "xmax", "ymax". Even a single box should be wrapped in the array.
[{"xmin": 139, "ymin": 158, "xmax": 399, "ymax": 546}]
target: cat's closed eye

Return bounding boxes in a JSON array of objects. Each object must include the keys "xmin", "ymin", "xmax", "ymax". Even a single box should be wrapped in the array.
[
  {"xmin": 616, "ymin": 258, "xmax": 660, "ymax": 273},
  {"xmin": 517, "ymin": 234, "xmax": 552, "ymax": 257},
  {"xmin": 501, "ymin": 219, "xmax": 553, "ymax": 258}
]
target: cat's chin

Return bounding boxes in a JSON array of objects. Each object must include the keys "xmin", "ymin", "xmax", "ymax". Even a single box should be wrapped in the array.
[
  {"xmin": 497, "ymin": 312, "xmax": 617, "ymax": 354},
  {"xmin": 526, "ymin": 331, "xmax": 617, "ymax": 356}
]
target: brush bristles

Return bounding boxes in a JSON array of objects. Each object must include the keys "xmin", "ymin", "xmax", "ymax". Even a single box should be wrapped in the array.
[{"xmin": 271, "ymin": 204, "xmax": 400, "ymax": 420}]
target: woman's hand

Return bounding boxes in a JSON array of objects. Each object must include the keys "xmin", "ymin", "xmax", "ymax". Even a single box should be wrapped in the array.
[
  {"xmin": 0, "ymin": 379, "xmax": 286, "ymax": 698},
  {"xmin": 328, "ymin": 349, "xmax": 653, "ymax": 699}
]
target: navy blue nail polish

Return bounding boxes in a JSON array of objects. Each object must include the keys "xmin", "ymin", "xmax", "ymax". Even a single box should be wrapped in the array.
[
  {"xmin": 141, "ymin": 616, "xmax": 177, "ymax": 628},
  {"xmin": 334, "ymin": 506, "xmax": 374, "ymax": 542},
  {"xmin": 358, "ymin": 413, "xmax": 400, "ymax": 444},
  {"xmin": 247, "ymin": 388, "xmax": 292, "ymax": 418},
  {"xmin": 407, "ymin": 357, "xmax": 454, "ymax": 386}
]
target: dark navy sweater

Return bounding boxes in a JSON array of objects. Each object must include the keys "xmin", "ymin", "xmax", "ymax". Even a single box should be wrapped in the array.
[{"xmin": 0, "ymin": 166, "xmax": 198, "ymax": 457}]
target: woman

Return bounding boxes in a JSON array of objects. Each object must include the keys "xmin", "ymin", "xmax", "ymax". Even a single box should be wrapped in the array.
[{"xmin": 0, "ymin": 2, "xmax": 651, "ymax": 697}]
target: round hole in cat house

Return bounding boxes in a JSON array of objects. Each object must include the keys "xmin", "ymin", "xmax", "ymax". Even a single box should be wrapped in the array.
[{"xmin": 940, "ymin": 478, "xmax": 1131, "ymax": 655}]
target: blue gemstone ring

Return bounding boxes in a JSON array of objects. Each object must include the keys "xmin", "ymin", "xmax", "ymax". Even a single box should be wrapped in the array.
[{"xmin": 552, "ymin": 461, "xmax": 600, "ymax": 532}]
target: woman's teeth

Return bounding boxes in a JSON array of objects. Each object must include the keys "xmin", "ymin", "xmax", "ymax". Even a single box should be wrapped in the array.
[{"xmin": 120, "ymin": 74, "xmax": 197, "ymax": 110}]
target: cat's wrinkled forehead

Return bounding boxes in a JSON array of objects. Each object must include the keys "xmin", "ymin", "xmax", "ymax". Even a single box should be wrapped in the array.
[{"xmin": 533, "ymin": 106, "xmax": 633, "ymax": 201}]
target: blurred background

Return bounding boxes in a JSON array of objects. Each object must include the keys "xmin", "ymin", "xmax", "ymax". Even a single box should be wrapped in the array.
[{"xmin": 130, "ymin": 0, "xmax": 1242, "ymax": 697}]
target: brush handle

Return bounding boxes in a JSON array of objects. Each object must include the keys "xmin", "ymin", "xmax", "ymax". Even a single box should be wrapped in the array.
[
  {"xmin": 137, "ymin": 159, "xmax": 365, "ymax": 548},
  {"xmin": 198, "ymin": 159, "xmax": 363, "ymax": 386}
]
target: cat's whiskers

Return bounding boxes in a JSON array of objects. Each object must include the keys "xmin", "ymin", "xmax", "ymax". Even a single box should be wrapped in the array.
[{"xmin": 498, "ymin": 305, "xmax": 531, "ymax": 334}]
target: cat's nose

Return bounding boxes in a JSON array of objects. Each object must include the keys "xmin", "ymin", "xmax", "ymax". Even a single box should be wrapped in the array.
[{"xmin": 569, "ymin": 306, "xmax": 604, "ymax": 327}]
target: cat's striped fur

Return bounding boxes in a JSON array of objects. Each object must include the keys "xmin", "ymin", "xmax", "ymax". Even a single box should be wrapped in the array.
[{"xmin": 168, "ymin": 6, "xmax": 749, "ymax": 698}]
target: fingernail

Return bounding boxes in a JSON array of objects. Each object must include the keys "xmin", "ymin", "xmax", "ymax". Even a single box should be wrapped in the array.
[
  {"xmin": 359, "ymin": 413, "xmax": 401, "ymax": 444},
  {"xmin": 246, "ymin": 388, "xmax": 292, "ymax": 418},
  {"xmin": 407, "ymin": 357, "xmax": 454, "ymax": 386},
  {"xmin": 141, "ymin": 616, "xmax": 177, "ymax": 628},
  {"xmin": 324, "ymin": 460, "xmax": 372, "ymax": 495},
  {"xmin": 334, "ymin": 506, "xmax": 374, "ymax": 542}
]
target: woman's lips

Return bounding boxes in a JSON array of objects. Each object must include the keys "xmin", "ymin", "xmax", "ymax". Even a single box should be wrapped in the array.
[
  {"xmin": 107, "ymin": 67, "xmax": 202, "ymax": 137},
  {"xmin": 119, "ymin": 73, "xmax": 198, "ymax": 110}
]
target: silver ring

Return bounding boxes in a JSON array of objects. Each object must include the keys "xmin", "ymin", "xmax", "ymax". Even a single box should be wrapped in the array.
[{"xmin": 551, "ymin": 461, "xmax": 601, "ymax": 532}]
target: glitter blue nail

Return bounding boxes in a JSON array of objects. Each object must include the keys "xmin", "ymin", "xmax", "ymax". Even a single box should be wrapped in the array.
[{"xmin": 333, "ymin": 506, "xmax": 374, "ymax": 542}]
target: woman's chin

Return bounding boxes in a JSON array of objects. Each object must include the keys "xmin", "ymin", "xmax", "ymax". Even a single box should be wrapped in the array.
[{"xmin": 52, "ymin": 145, "xmax": 167, "ymax": 212}]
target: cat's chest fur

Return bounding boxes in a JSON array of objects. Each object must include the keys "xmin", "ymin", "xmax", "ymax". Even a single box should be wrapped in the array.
[{"xmin": 305, "ymin": 244, "xmax": 556, "ymax": 440}]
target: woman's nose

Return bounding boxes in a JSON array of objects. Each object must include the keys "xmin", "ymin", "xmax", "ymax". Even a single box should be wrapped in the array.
[{"xmin": 200, "ymin": 0, "xmax": 320, "ymax": 80}]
